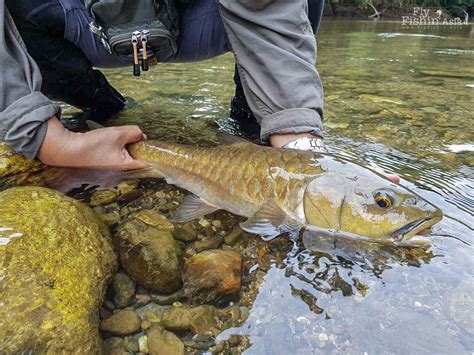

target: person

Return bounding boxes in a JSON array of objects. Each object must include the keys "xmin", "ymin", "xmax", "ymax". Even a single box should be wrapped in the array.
[{"xmin": 1, "ymin": 0, "xmax": 329, "ymax": 171}]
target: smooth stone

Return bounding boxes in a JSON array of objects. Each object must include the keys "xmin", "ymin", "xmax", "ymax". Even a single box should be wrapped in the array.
[
  {"xmin": 358, "ymin": 94, "xmax": 404, "ymax": 105},
  {"xmin": 194, "ymin": 235, "xmax": 224, "ymax": 253},
  {"xmin": 183, "ymin": 339, "xmax": 215, "ymax": 351},
  {"xmin": 141, "ymin": 321, "xmax": 152, "ymax": 331},
  {"xmin": 103, "ymin": 337, "xmax": 127, "ymax": 355},
  {"xmin": 183, "ymin": 250, "xmax": 242, "ymax": 303},
  {"xmin": 189, "ymin": 306, "xmax": 218, "ymax": 335},
  {"xmin": 124, "ymin": 336, "xmax": 139, "ymax": 353},
  {"xmin": 172, "ymin": 223, "xmax": 197, "ymax": 242},
  {"xmin": 100, "ymin": 310, "xmax": 141, "ymax": 336},
  {"xmin": 0, "ymin": 187, "xmax": 117, "ymax": 353},
  {"xmin": 224, "ymin": 226, "xmax": 244, "ymax": 246},
  {"xmin": 211, "ymin": 220, "xmax": 222, "ymax": 228},
  {"xmin": 135, "ymin": 293, "xmax": 152, "ymax": 307},
  {"xmin": 117, "ymin": 180, "xmax": 138, "ymax": 195},
  {"xmin": 138, "ymin": 335, "xmax": 149, "ymax": 353},
  {"xmin": 161, "ymin": 306, "xmax": 194, "ymax": 332},
  {"xmin": 90, "ymin": 189, "xmax": 119, "ymax": 206},
  {"xmin": 114, "ymin": 218, "xmax": 183, "ymax": 293},
  {"xmin": 162, "ymin": 305, "xmax": 217, "ymax": 335},
  {"xmin": 134, "ymin": 209, "xmax": 175, "ymax": 231},
  {"xmin": 109, "ymin": 272, "xmax": 136, "ymax": 309},
  {"xmin": 135, "ymin": 303, "xmax": 166, "ymax": 323},
  {"xmin": 148, "ymin": 326, "xmax": 185, "ymax": 355}
]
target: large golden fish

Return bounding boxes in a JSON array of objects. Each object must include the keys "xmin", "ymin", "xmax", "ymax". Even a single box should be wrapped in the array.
[{"xmin": 129, "ymin": 140, "xmax": 442, "ymax": 246}]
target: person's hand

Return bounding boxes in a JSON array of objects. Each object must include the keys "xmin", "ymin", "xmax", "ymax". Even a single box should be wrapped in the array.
[
  {"xmin": 270, "ymin": 132, "xmax": 400, "ymax": 184},
  {"xmin": 38, "ymin": 116, "xmax": 148, "ymax": 171}
]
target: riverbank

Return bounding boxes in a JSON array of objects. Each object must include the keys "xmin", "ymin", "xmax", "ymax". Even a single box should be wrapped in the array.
[{"xmin": 323, "ymin": 4, "xmax": 472, "ymax": 21}]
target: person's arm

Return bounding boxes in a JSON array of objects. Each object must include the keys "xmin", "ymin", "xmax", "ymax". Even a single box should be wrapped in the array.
[{"xmin": 0, "ymin": 4, "xmax": 146, "ymax": 170}]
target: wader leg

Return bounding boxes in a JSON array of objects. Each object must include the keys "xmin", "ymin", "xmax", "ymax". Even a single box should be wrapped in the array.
[
  {"xmin": 230, "ymin": 0, "xmax": 324, "ymax": 130},
  {"xmin": 6, "ymin": 0, "xmax": 125, "ymax": 123},
  {"xmin": 219, "ymin": 0, "xmax": 325, "ymax": 142}
]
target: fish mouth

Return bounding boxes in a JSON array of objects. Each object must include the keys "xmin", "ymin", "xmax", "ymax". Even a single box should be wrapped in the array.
[{"xmin": 391, "ymin": 215, "xmax": 441, "ymax": 246}]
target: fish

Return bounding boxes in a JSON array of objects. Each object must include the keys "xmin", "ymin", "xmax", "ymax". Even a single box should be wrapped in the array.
[{"xmin": 127, "ymin": 139, "xmax": 443, "ymax": 247}]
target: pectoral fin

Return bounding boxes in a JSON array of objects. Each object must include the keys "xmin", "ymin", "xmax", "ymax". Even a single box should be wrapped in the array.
[
  {"xmin": 170, "ymin": 194, "xmax": 218, "ymax": 223},
  {"xmin": 120, "ymin": 167, "xmax": 163, "ymax": 179},
  {"xmin": 240, "ymin": 199, "xmax": 301, "ymax": 240}
]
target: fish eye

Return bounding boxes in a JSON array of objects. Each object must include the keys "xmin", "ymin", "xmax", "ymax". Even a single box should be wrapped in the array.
[{"xmin": 373, "ymin": 191, "xmax": 394, "ymax": 208}]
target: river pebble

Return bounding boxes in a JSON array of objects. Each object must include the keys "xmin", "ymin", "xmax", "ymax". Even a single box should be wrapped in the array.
[{"xmin": 100, "ymin": 309, "xmax": 141, "ymax": 336}]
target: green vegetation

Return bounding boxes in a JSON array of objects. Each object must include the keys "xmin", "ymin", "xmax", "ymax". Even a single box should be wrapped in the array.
[{"xmin": 326, "ymin": 0, "xmax": 473, "ymax": 18}]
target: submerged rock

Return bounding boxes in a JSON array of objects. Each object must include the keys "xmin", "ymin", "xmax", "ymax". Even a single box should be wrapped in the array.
[
  {"xmin": 135, "ymin": 303, "xmax": 166, "ymax": 323},
  {"xmin": 114, "ymin": 218, "xmax": 183, "ymax": 293},
  {"xmin": 0, "ymin": 187, "xmax": 117, "ymax": 353},
  {"xmin": 90, "ymin": 189, "xmax": 119, "ymax": 206},
  {"xmin": 134, "ymin": 209, "xmax": 175, "ymax": 231},
  {"xmin": 103, "ymin": 337, "xmax": 127, "ymax": 355},
  {"xmin": 0, "ymin": 142, "xmax": 63, "ymax": 186},
  {"xmin": 109, "ymin": 272, "xmax": 136, "ymax": 308},
  {"xmin": 148, "ymin": 326, "xmax": 185, "ymax": 355},
  {"xmin": 162, "ymin": 305, "xmax": 218, "ymax": 335},
  {"xmin": 100, "ymin": 309, "xmax": 141, "ymax": 335},
  {"xmin": 183, "ymin": 250, "xmax": 242, "ymax": 303}
]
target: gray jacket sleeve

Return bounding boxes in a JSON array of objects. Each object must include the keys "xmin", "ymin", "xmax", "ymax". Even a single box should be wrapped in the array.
[
  {"xmin": 0, "ymin": 3, "xmax": 61, "ymax": 159},
  {"xmin": 217, "ymin": 0, "xmax": 324, "ymax": 142}
]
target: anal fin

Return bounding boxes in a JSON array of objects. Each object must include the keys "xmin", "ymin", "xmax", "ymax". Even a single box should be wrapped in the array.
[
  {"xmin": 240, "ymin": 199, "xmax": 301, "ymax": 240},
  {"xmin": 170, "ymin": 194, "xmax": 218, "ymax": 223}
]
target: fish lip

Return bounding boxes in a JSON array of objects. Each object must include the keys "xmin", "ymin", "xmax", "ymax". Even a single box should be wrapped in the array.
[{"xmin": 391, "ymin": 216, "xmax": 435, "ymax": 244}]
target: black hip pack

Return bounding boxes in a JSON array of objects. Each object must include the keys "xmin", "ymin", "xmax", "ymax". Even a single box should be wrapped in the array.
[{"xmin": 85, "ymin": 0, "xmax": 182, "ymax": 76}]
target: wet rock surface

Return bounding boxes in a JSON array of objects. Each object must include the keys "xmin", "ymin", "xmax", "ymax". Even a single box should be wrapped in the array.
[
  {"xmin": 100, "ymin": 309, "xmax": 141, "ymax": 335},
  {"xmin": 0, "ymin": 186, "xmax": 117, "ymax": 353},
  {"xmin": 148, "ymin": 326, "xmax": 185, "ymax": 355},
  {"xmin": 0, "ymin": 142, "xmax": 64, "ymax": 187},
  {"xmin": 114, "ymin": 216, "xmax": 183, "ymax": 293},
  {"xmin": 183, "ymin": 250, "xmax": 243, "ymax": 303},
  {"xmin": 109, "ymin": 272, "xmax": 136, "ymax": 308}
]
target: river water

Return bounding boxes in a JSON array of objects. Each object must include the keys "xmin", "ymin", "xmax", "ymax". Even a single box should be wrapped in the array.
[{"xmin": 66, "ymin": 20, "xmax": 473, "ymax": 354}]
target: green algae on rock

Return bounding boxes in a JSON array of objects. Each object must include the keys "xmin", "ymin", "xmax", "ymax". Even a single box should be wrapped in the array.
[
  {"xmin": 0, "ymin": 142, "xmax": 47, "ymax": 186},
  {"xmin": 114, "ymin": 217, "xmax": 183, "ymax": 293},
  {"xmin": 0, "ymin": 187, "xmax": 117, "ymax": 353}
]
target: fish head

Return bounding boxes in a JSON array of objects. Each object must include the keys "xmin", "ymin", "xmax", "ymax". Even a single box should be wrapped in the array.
[{"xmin": 302, "ymin": 162, "xmax": 442, "ymax": 246}]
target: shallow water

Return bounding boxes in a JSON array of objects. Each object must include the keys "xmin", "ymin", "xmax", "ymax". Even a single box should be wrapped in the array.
[{"xmin": 68, "ymin": 20, "xmax": 473, "ymax": 353}]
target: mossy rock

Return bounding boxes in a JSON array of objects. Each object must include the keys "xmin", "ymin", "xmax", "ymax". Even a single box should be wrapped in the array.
[
  {"xmin": 0, "ymin": 142, "xmax": 63, "ymax": 187},
  {"xmin": 0, "ymin": 187, "xmax": 117, "ymax": 353}
]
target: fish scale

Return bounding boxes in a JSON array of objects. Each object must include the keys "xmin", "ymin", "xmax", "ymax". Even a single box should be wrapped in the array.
[{"xmin": 128, "ymin": 140, "xmax": 323, "ymax": 217}]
